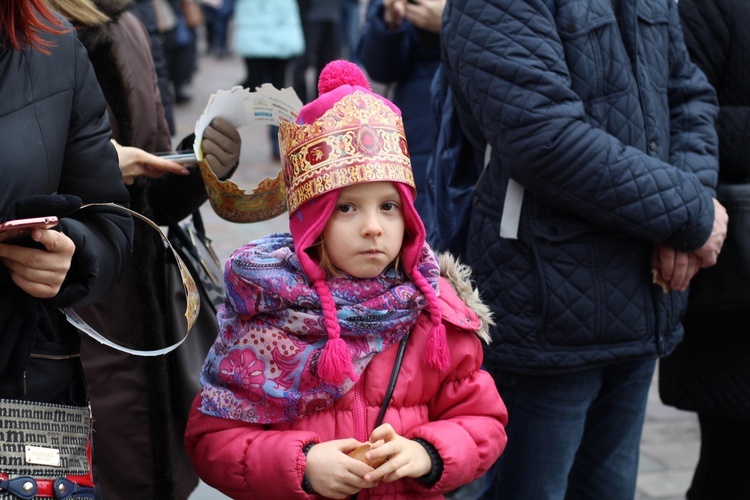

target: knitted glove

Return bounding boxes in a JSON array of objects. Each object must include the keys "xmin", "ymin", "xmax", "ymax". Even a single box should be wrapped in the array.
[{"xmin": 202, "ymin": 117, "xmax": 241, "ymax": 179}]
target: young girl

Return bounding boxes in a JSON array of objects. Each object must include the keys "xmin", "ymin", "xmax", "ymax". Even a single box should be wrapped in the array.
[{"xmin": 185, "ymin": 60, "xmax": 507, "ymax": 499}]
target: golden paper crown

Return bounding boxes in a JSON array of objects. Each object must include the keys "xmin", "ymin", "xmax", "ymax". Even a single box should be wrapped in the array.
[{"xmin": 279, "ymin": 90, "xmax": 414, "ymax": 214}]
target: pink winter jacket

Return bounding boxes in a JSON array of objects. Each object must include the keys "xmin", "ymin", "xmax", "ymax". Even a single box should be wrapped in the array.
[{"xmin": 185, "ymin": 255, "xmax": 508, "ymax": 499}]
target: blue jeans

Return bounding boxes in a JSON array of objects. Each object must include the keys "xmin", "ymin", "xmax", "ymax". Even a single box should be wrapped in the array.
[{"xmin": 480, "ymin": 358, "xmax": 656, "ymax": 500}]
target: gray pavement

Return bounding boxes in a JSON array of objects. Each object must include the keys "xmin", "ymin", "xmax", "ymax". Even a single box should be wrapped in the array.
[{"xmin": 177, "ymin": 50, "xmax": 700, "ymax": 500}]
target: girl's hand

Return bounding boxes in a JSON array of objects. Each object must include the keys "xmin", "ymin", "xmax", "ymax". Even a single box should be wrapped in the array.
[
  {"xmin": 362, "ymin": 423, "xmax": 432, "ymax": 483},
  {"xmin": 113, "ymin": 140, "xmax": 189, "ymax": 185},
  {"xmin": 0, "ymin": 228, "xmax": 75, "ymax": 298},
  {"xmin": 305, "ymin": 439, "xmax": 380, "ymax": 499}
]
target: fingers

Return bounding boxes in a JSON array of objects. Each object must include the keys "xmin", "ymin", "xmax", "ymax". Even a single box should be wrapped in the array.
[
  {"xmin": 207, "ymin": 117, "xmax": 241, "ymax": 141},
  {"xmin": 369, "ymin": 423, "xmax": 397, "ymax": 443},
  {"xmin": 0, "ymin": 229, "xmax": 75, "ymax": 298},
  {"xmin": 362, "ymin": 436, "xmax": 432, "ymax": 483},
  {"xmin": 384, "ymin": 0, "xmax": 407, "ymax": 28},
  {"xmin": 306, "ymin": 439, "xmax": 378, "ymax": 498},
  {"xmin": 405, "ymin": 0, "xmax": 445, "ymax": 32},
  {"xmin": 652, "ymin": 242, "xmax": 704, "ymax": 292},
  {"xmin": 117, "ymin": 145, "xmax": 189, "ymax": 184},
  {"xmin": 136, "ymin": 150, "xmax": 191, "ymax": 176},
  {"xmin": 655, "ymin": 243, "xmax": 674, "ymax": 282},
  {"xmin": 667, "ymin": 251, "xmax": 691, "ymax": 292},
  {"xmin": 203, "ymin": 118, "xmax": 241, "ymax": 178},
  {"xmin": 694, "ymin": 198, "xmax": 728, "ymax": 268}
]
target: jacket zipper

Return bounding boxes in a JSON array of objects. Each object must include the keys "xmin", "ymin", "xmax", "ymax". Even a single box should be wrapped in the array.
[{"xmin": 354, "ymin": 379, "xmax": 366, "ymax": 442}]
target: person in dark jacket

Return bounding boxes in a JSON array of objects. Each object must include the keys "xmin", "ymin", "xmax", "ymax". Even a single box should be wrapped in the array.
[
  {"xmin": 357, "ymin": 0, "xmax": 443, "ymax": 224},
  {"xmin": 201, "ymin": 0, "xmax": 235, "ymax": 59},
  {"xmin": 0, "ymin": 0, "xmax": 133, "ymax": 490},
  {"xmin": 130, "ymin": 0, "xmax": 176, "ymax": 133},
  {"xmin": 440, "ymin": 0, "xmax": 728, "ymax": 498},
  {"xmin": 45, "ymin": 0, "xmax": 241, "ymax": 497},
  {"xmin": 292, "ymin": 0, "xmax": 342, "ymax": 105},
  {"xmin": 658, "ymin": 0, "xmax": 750, "ymax": 497}
]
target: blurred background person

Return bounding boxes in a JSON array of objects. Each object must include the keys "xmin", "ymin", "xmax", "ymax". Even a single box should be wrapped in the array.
[
  {"xmin": 131, "ymin": 0, "xmax": 176, "ymax": 132},
  {"xmin": 659, "ymin": 0, "xmax": 750, "ymax": 498},
  {"xmin": 161, "ymin": 0, "xmax": 203, "ymax": 104},
  {"xmin": 357, "ymin": 0, "xmax": 444, "ymax": 222},
  {"xmin": 233, "ymin": 0, "xmax": 304, "ymax": 160},
  {"xmin": 200, "ymin": 0, "xmax": 234, "ymax": 59},
  {"xmin": 340, "ymin": 0, "xmax": 362, "ymax": 63},
  {"xmin": 0, "ymin": 0, "xmax": 133, "ymax": 489},
  {"xmin": 293, "ymin": 0, "xmax": 342, "ymax": 105}
]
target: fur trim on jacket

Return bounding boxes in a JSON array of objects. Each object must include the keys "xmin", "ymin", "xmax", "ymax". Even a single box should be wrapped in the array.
[{"xmin": 438, "ymin": 252, "xmax": 494, "ymax": 344}]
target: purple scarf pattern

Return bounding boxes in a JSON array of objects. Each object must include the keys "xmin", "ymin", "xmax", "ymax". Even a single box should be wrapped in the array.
[{"xmin": 199, "ymin": 234, "xmax": 440, "ymax": 423}]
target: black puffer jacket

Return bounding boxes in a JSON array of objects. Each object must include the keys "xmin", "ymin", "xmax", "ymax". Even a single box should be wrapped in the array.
[
  {"xmin": 659, "ymin": 0, "xmax": 750, "ymax": 419},
  {"xmin": 441, "ymin": 0, "xmax": 719, "ymax": 373},
  {"xmin": 0, "ymin": 17, "xmax": 133, "ymax": 401}
]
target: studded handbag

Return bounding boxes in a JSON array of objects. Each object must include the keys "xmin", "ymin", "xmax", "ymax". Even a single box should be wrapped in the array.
[{"xmin": 0, "ymin": 399, "xmax": 94, "ymax": 499}]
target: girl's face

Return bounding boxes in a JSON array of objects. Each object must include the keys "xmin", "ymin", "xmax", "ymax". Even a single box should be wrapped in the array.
[{"xmin": 321, "ymin": 182, "xmax": 405, "ymax": 278}]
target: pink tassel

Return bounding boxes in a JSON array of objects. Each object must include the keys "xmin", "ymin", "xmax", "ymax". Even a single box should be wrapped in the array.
[
  {"xmin": 424, "ymin": 322, "xmax": 450, "ymax": 371},
  {"xmin": 318, "ymin": 336, "xmax": 356, "ymax": 385}
]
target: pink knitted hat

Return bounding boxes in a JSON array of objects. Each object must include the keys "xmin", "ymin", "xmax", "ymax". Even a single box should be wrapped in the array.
[{"xmin": 279, "ymin": 60, "xmax": 448, "ymax": 385}]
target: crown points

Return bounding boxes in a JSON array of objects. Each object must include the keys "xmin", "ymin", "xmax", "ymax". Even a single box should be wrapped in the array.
[{"xmin": 318, "ymin": 60, "xmax": 371, "ymax": 95}]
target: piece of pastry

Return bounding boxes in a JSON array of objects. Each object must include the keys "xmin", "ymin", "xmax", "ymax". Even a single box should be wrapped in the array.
[
  {"xmin": 347, "ymin": 443, "xmax": 387, "ymax": 468},
  {"xmin": 651, "ymin": 268, "xmax": 670, "ymax": 294}
]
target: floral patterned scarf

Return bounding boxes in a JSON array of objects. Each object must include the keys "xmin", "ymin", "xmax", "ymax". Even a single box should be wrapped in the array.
[{"xmin": 199, "ymin": 234, "xmax": 440, "ymax": 424}]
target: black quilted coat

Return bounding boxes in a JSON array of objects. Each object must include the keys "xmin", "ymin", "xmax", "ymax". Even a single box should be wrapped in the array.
[
  {"xmin": 659, "ymin": 0, "xmax": 750, "ymax": 419},
  {"xmin": 441, "ymin": 0, "xmax": 719, "ymax": 373}
]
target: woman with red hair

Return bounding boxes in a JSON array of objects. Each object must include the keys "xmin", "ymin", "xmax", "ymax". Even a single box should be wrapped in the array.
[{"xmin": 0, "ymin": 0, "xmax": 132, "ymax": 496}]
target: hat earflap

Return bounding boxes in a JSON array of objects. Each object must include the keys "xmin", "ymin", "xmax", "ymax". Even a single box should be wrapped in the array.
[{"xmin": 289, "ymin": 192, "xmax": 358, "ymax": 385}]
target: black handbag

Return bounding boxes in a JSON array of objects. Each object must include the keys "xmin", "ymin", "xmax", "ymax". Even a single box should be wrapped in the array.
[
  {"xmin": 687, "ymin": 182, "xmax": 750, "ymax": 312},
  {"xmin": 167, "ymin": 210, "xmax": 224, "ymax": 311},
  {"xmin": 164, "ymin": 211, "xmax": 224, "ymax": 424}
]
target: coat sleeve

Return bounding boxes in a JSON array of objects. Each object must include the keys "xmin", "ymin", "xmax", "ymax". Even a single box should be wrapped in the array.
[
  {"xmin": 51, "ymin": 32, "xmax": 133, "ymax": 308},
  {"xmin": 442, "ymin": 0, "xmax": 717, "ymax": 252},
  {"xmin": 404, "ymin": 329, "xmax": 508, "ymax": 493},
  {"xmin": 184, "ymin": 395, "xmax": 320, "ymax": 499}
]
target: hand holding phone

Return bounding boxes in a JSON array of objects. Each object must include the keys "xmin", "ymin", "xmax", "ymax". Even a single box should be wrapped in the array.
[
  {"xmin": 0, "ymin": 216, "xmax": 59, "ymax": 243},
  {"xmin": 0, "ymin": 215, "xmax": 75, "ymax": 298}
]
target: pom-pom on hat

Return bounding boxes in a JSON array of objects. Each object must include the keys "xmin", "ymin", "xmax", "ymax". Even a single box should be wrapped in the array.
[{"xmin": 279, "ymin": 61, "xmax": 449, "ymax": 385}]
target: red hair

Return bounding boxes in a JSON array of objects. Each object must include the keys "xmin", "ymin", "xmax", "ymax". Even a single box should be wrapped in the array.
[{"xmin": 0, "ymin": 0, "xmax": 65, "ymax": 53}]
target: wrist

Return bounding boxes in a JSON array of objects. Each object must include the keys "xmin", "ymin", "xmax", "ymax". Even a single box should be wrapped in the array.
[
  {"xmin": 413, "ymin": 438, "xmax": 443, "ymax": 486},
  {"xmin": 301, "ymin": 443, "xmax": 315, "ymax": 494}
]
